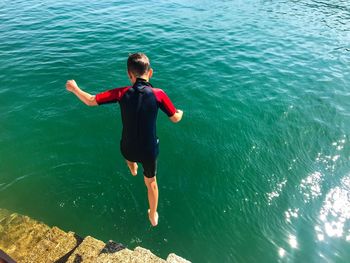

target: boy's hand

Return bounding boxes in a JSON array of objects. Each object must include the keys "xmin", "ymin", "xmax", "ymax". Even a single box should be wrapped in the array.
[
  {"xmin": 66, "ymin": 79, "xmax": 78, "ymax": 92},
  {"xmin": 170, "ymin": 109, "xmax": 183, "ymax": 123}
]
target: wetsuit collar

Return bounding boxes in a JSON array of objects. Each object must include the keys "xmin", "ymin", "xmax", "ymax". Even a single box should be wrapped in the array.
[
  {"xmin": 134, "ymin": 78, "xmax": 152, "ymax": 87},
  {"xmin": 136, "ymin": 77, "xmax": 149, "ymax": 83}
]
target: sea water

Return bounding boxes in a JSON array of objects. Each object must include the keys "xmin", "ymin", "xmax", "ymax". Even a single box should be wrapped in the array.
[{"xmin": 1, "ymin": 0, "xmax": 350, "ymax": 262}]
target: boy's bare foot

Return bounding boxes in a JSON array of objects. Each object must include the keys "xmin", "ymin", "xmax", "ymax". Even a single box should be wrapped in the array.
[
  {"xmin": 148, "ymin": 209, "xmax": 159, "ymax": 227},
  {"xmin": 126, "ymin": 161, "xmax": 138, "ymax": 176}
]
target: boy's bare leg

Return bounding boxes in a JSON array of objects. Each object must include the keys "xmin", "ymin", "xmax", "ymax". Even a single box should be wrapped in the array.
[
  {"xmin": 144, "ymin": 176, "xmax": 159, "ymax": 226},
  {"xmin": 126, "ymin": 160, "xmax": 138, "ymax": 176}
]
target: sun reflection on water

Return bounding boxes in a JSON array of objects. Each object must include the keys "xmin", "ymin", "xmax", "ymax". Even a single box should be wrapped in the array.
[
  {"xmin": 315, "ymin": 176, "xmax": 350, "ymax": 240},
  {"xmin": 288, "ymin": 234, "xmax": 298, "ymax": 249},
  {"xmin": 278, "ymin": 247, "xmax": 286, "ymax": 258},
  {"xmin": 285, "ymin": 208, "xmax": 299, "ymax": 223},
  {"xmin": 267, "ymin": 178, "xmax": 287, "ymax": 205},
  {"xmin": 299, "ymin": 171, "xmax": 323, "ymax": 201}
]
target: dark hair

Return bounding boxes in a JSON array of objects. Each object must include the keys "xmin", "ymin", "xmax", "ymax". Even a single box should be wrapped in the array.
[{"xmin": 127, "ymin": 53, "xmax": 151, "ymax": 77}]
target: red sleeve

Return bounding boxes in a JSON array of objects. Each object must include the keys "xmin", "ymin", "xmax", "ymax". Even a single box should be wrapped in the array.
[
  {"xmin": 95, "ymin": 86, "xmax": 131, "ymax": 105},
  {"xmin": 153, "ymin": 88, "xmax": 177, "ymax": 117}
]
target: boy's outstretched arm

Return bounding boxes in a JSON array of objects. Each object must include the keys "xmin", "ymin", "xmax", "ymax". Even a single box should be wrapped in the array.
[
  {"xmin": 66, "ymin": 79, "xmax": 98, "ymax": 106},
  {"xmin": 170, "ymin": 109, "xmax": 183, "ymax": 123}
]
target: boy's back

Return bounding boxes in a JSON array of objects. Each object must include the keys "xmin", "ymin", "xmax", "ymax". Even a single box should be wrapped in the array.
[{"xmin": 95, "ymin": 78, "xmax": 176, "ymax": 162}]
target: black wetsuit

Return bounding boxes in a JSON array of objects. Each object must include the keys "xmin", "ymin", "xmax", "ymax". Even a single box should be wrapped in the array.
[{"xmin": 95, "ymin": 78, "xmax": 177, "ymax": 177}]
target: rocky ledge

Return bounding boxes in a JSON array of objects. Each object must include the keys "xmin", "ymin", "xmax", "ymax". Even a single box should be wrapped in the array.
[{"xmin": 0, "ymin": 209, "xmax": 189, "ymax": 263}]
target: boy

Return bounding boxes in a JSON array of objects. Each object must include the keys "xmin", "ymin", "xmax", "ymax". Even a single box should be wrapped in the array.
[{"xmin": 66, "ymin": 53, "xmax": 183, "ymax": 226}]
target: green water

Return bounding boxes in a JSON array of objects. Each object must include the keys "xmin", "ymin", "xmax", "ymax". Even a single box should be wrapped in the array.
[{"xmin": 1, "ymin": 0, "xmax": 350, "ymax": 262}]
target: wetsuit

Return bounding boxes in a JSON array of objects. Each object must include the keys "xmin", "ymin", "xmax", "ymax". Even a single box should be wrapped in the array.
[{"xmin": 95, "ymin": 78, "xmax": 177, "ymax": 177}]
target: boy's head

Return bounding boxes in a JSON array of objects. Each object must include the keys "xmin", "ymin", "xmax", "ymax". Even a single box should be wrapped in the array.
[{"xmin": 127, "ymin": 53, "xmax": 153, "ymax": 82}]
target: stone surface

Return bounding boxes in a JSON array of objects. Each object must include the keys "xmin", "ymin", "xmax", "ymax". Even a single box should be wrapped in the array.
[
  {"xmin": 131, "ymin": 247, "xmax": 166, "ymax": 263},
  {"xmin": 0, "ymin": 213, "xmax": 50, "ymax": 262},
  {"xmin": 66, "ymin": 235, "xmax": 106, "ymax": 263},
  {"xmin": 96, "ymin": 248, "xmax": 134, "ymax": 263},
  {"xmin": 0, "ymin": 209, "xmax": 189, "ymax": 263},
  {"xmin": 25, "ymin": 227, "xmax": 82, "ymax": 263},
  {"xmin": 166, "ymin": 253, "xmax": 191, "ymax": 263}
]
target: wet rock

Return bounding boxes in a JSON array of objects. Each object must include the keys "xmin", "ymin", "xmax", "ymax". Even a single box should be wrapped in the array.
[{"xmin": 0, "ymin": 209, "xmax": 11, "ymax": 222}]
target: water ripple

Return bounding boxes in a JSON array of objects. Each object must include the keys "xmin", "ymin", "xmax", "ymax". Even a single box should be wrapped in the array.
[
  {"xmin": 316, "ymin": 175, "xmax": 350, "ymax": 240},
  {"xmin": 1, "ymin": 0, "xmax": 350, "ymax": 262}
]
